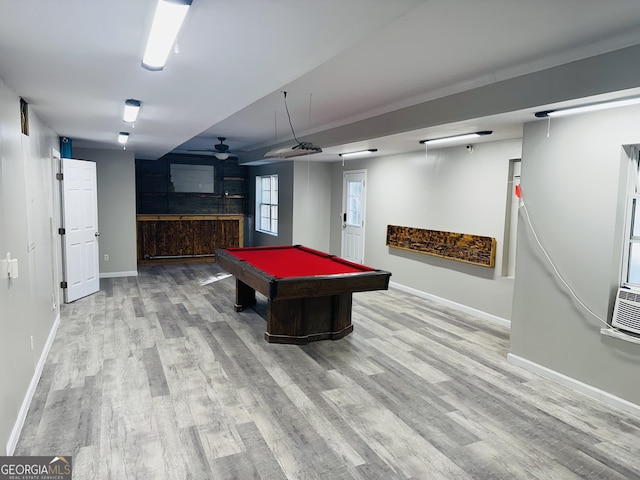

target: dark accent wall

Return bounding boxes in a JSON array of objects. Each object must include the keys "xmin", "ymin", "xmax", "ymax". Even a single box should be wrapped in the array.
[{"xmin": 136, "ymin": 154, "xmax": 247, "ymax": 215}]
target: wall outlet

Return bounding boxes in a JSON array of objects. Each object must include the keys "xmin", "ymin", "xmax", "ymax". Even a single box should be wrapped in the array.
[{"xmin": 104, "ymin": 254, "xmax": 109, "ymax": 262}]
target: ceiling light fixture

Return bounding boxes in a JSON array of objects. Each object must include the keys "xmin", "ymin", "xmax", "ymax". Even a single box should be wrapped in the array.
[
  {"xmin": 117, "ymin": 132, "xmax": 130, "ymax": 144},
  {"xmin": 535, "ymin": 97, "xmax": 640, "ymax": 118},
  {"xmin": 142, "ymin": 0, "xmax": 192, "ymax": 71},
  {"xmin": 123, "ymin": 99, "xmax": 141, "ymax": 123},
  {"xmin": 338, "ymin": 149, "xmax": 378, "ymax": 159},
  {"xmin": 264, "ymin": 91, "xmax": 323, "ymax": 159},
  {"xmin": 419, "ymin": 131, "xmax": 493, "ymax": 146}
]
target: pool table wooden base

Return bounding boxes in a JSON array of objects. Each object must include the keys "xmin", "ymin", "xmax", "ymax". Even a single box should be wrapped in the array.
[
  {"xmin": 234, "ymin": 278, "xmax": 354, "ymax": 344},
  {"xmin": 216, "ymin": 246, "xmax": 391, "ymax": 345}
]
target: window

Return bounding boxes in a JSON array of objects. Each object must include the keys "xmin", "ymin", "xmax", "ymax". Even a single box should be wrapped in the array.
[
  {"xmin": 623, "ymin": 147, "xmax": 640, "ymax": 287},
  {"xmin": 345, "ymin": 179, "xmax": 363, "ymax": 226},
  {"xmin": 256, "ymin": 174, "xmax": 278, "ymax": 235}
]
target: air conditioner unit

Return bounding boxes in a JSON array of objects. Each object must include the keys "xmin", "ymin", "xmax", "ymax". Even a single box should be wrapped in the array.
[
  {"xmin": 264, "ymin": 142, "xmax": 322, "ymax": 159},
  {"xmin": 611, "ymin": 288, "xmax": 640, "ymax": 335}
]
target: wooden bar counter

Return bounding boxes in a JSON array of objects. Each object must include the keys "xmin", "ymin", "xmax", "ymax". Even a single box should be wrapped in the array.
[{"xmin": 137, "ymin": 214, "xmax": 243, "ymax": 264}]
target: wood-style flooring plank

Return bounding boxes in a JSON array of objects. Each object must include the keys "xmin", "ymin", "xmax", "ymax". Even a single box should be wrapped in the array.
[{"xmin": 14, "ymin": 262, "xmax": 640, "ymax": 480}]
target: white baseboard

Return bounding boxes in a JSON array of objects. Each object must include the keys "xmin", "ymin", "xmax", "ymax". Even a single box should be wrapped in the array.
[
  {"xmin": 507, "ymin": 353, "xmax": 640, "ymax": 419},
  {"xmin": 389, "ymin": 281, "xmax": 511, "ymax": 329},
  {"xmin": 6, "ymin": 313, "xmax": 61, "ymax": 455},
  {"xmin": 100, "ymin": 270, "xmax": 138, "ymax": 279}
]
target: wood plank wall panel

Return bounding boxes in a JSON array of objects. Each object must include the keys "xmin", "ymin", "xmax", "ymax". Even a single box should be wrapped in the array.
[
  {"xmin": 386, "ymin": 224, "xmax": 496, "ymax": 267},
  {"xmin": 136, "ymin": 154, "xmax": 248, "ymax": 215},
  {"xmin": 137, "ymin": 215, "xmax": 243, "ymax": 264}
]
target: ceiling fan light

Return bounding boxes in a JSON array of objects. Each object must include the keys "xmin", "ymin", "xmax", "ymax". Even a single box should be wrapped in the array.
[{"xmin": 214, "ymin": 152, "xmax": 230, "ymax": 160}]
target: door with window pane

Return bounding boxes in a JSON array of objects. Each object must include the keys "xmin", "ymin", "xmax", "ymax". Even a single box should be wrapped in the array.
[{"xmin": 341, "ymin": 170, "xmax": 366, "ymax": 263}]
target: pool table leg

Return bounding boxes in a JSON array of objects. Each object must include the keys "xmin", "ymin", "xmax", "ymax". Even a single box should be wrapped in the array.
[{"xmin": 234, "ymin": 279, "xmax": 256, "ymax": 312}]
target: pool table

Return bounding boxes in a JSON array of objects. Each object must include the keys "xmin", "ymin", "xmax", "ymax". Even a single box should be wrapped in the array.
[{"xmin": 215, "ymin": 245, "xmax": 391, "ymax": 344}]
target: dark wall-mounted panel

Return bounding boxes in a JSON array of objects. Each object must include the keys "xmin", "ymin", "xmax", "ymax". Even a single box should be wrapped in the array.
[
  {"xmin": 386, "ymin": 224, "xmax": 496, "ymax": 268},
  {"xmin": 136, "ymin": 154, "xmax": 247, "ymax": 215}
]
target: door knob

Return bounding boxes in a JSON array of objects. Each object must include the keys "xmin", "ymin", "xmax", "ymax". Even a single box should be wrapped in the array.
[{"xmin": 95, "ymin": 232, "xmax": 100, "ymax": 237}]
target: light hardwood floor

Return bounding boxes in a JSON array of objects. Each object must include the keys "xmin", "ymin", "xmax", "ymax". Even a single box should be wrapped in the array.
[{"xmin": 15, "ymin": 263, "xmax": 640, "ymax": 479}]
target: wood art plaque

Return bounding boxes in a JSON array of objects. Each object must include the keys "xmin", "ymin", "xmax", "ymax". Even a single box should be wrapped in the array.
[{"xmin": 386, "ymin": 225, "xmax": 496, "ymax": 268}]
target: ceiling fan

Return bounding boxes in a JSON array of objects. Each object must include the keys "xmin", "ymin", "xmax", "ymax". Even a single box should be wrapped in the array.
[{"xmin": 188, "ymin": 137, "xmax": 234, "ymax": 160}]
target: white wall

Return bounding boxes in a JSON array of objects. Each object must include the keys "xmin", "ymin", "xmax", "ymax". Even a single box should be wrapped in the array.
[
  {"xmin": 511, "ymin": 106, "xmax": 640, "ymax": 405},
  {"xmin": 329, "ymin": 139, "xmax": 522, "ymax": 321},
  {"xmin": 74, "ymin": 148, "xmax": 137, "ymax": 277},
  {"xmin": 0, "ymin": 77, "xmax": 59, "ymax": 453},
  {"xmin": 292, "ymin": 160, "xmax": 332, "ymax": 251}
]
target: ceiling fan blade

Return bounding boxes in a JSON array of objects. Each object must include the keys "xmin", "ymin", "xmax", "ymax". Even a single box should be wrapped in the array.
[{"xmin": 185, "ymin": 137, "xmax": 233, "ymax": 157}]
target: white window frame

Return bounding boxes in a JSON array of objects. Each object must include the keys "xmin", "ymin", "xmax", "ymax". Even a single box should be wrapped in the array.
[
  {"xmin": 256, "ymin": 174, "xmax": 278, "ymax": 236},
  {"xmin": 621, "ymin": 146, "xmax": 640, "ymax": 288},
  {"xmin": 502, "ymin": 159, "xmax": 521, "ymax": 277}
]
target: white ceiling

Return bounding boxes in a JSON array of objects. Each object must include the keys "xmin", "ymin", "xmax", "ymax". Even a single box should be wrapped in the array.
[{"xmin": 2, "ymin": 0, "xmax": 640, "ymax": 163}]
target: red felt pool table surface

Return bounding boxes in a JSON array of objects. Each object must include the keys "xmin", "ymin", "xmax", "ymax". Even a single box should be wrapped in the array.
[{"xmin": 223, "ymin": 245, "xmax": 375, "ymax": 278}]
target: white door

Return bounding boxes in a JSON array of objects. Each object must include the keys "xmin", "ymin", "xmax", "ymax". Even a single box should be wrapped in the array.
[
  {"xmin": 341, "ymin": 170, "xmax": 367, "ymax": 263},
  {"xmin": 61, "ymin": 158, "xmax": 99, "ymax": 302}
]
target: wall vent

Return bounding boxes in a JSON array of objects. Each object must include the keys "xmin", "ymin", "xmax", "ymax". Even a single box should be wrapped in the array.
[{"xmin": 611, "ymin": 288, "xmax": 640, "ymax": 335}]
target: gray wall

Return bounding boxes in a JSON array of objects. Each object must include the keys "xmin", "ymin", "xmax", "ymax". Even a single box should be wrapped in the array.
[
  {"xmin": 329, "ymin": 139, "xmax": 522, "ymax": 320},
  {"xmin": 0, "ymin": 77, "xmax": 59, "ymax": 452},
  {"xmin": 292, "ymin": 161, "xmax": 332, "ymax": 251},
  {"xmin": 511, "ymin": 106, "xmax": 640, "ymax": 405},
  {"xmin": 74, "ymin": 148, "xmax": 137, "ymax": 277},
  {"xmin": 248, "ymin": 161, "xmax": 294, "ymax": 246},
  {"xmin": 244, "ymin": 44, "xmax": 640, "ymax": 164}
]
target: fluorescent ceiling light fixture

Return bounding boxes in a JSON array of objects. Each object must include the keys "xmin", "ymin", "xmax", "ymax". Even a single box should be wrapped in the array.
[
  {"xmin": 123, "ymin": 99, "xmax": 141, "ymax": 123},
  {"xmin": 535, "ymin": 97, "xmax": 640, "ymax": 118},
  {"xmin": 142, "ymin": 0, "xmax": 192, "ymax": 71},
  {"xmin": 338, "ymin": 149, "xmax": 378, "ymax": 159},
  {"xmin": 117, "ymin": 132, "xmax": 130, "ymax": 144},
  {"xmin": 419, "ymin": 131, "xmax": 492, "ymax": 146}
]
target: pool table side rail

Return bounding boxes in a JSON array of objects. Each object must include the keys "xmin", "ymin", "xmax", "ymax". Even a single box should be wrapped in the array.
[
  {"xmin": 215, "ymin": 248, "xmax": 391, "ymax": 300},
  {"xmin": 272, "ymin": 271, "xmax": 391, "ymax": 299}
]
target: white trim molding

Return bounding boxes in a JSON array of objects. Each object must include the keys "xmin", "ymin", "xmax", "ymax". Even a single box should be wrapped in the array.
[
  {"xmin": 507, "ymin": 353, "xmax": 640, "ymax": 419},
  {"xmin": 601, "ymin": 327, "xmax": 640, "ymax": 345},
  {"xmin": 6, "ymin": 313, "xmax": 61, "ymax": 455},
  {"xmin": 100, "ymin": 270, "xmax": 138, "ymax": 279},
  {"xmin": 389, "ymin": 281, "xmax": 511, "ymax": 329}
]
